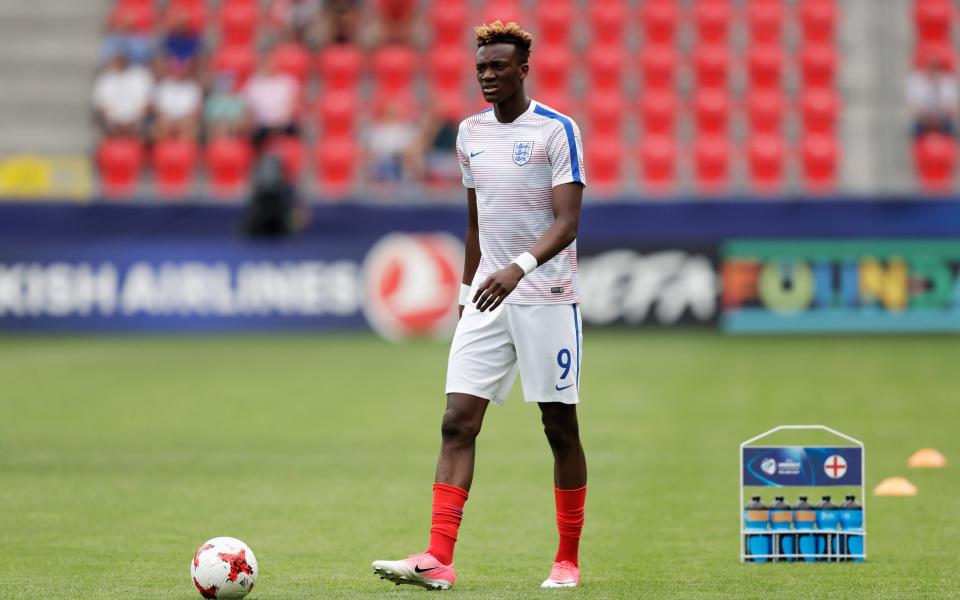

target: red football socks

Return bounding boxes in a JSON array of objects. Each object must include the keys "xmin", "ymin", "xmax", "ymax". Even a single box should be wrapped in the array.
[
  {"xmin": 426, "ymin": 482, "xmax": 469, "ymax": 565},
  {"xmin": 554, "ymin": 485, "xmax": 587, "ymax": 566}
]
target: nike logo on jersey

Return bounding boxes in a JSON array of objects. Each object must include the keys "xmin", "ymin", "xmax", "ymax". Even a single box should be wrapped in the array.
[
  {"xmin": 414, "ymin": 565, "xmax": 440, "ymax": 573},
  {"xmin": 469, "ymin": 150, "xmax": 485, "ymax": 158},
  {"xmin": 555, "ymin": 383, "xmax": 574, "ymax": 391}
]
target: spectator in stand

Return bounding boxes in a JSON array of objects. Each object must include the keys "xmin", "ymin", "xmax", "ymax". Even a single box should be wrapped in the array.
[
  {"xmin": 162, "ymin": 9, "xmax": 203, "ymax": 67},
  {"xmin": 365, "ymin": 98, "xmax": 417, "ymax": 183},
  {"xmin": 101, "ymin": 11, "xmax": 153, "ymax": 66},
  {"xmin": 408, "ymin": 106, "xmax": 459, "ymax": 186},
  {"xmin": 206, "ymin": 74, "xmax": 250, "ymax": 138},
  {"xmin": 93, "ymin": 51, "xmax": 154, "ymax": 136},
  {"xmin": 151, "ymin": 59, "xmax": 203, "ymax": 140},
  {"xmin": 906, "ymin": 53, "xmax": 960, "ymax": 138},
  {"xmin": 268, "ymin": 0, "xmax": 324, "ymax": 45},
  {"xmin": 319, "ymin": 0, "xmax": 362, "ymax": 44},
  {"xmin": 244, "ymin": 56, "xmax": 301, "ymax": 148}
]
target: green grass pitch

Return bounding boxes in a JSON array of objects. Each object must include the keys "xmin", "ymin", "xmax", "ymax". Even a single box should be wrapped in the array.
[{"xmin": 1, "ymin": 331, "xmax": 958, "ymax": 599}]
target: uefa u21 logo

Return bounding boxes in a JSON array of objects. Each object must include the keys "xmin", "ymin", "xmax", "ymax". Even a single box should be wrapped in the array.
[
  {"xmin": 513, "ymin": 141, "xmax": 533, "ymax": 166},
  {"xmin": 761, "ymin": 458, "xmax": 777, "ymax": 475}
]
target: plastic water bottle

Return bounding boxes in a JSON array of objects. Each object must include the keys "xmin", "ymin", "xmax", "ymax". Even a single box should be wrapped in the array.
[
  {"xmin": 815, "ymin": 496, "xmax": 839, "ymax": 560},
  {"xmin": 769, "ymin": 496, "xmax": 795, "ymax": 561},
  {"xmin": 839, "ymin": 495, "xmax": 864, "ymax": 561},
  {"xmin": 743, "ymin": 496, "xmax": 770, "ymax": 562},
  {"xmin": 793, "ymin": 496, "xmax": 817, "ymax": 562}
]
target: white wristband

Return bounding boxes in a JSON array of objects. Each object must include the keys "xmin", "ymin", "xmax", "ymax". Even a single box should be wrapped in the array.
[
  {"xmin": 458, "ymin": 283, "xmax": 471, "ymax": 305},
  {"xmin": 511, "ymin": 252, "xmax": 538, "ymax": 276}
]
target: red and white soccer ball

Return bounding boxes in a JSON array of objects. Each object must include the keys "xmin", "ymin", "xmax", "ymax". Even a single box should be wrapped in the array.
[{"xmin": 191, "ymin": 537, "xmax": 258, "ymax": 599}]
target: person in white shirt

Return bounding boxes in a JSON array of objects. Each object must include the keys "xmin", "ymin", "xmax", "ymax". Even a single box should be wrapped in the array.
[
  {"xmin": 243, "ymin": 57, "xmax": 301, "ymax": 148},
  {"xmin": 151, "ymin": 60, "xmax": 202, "ymax": 139},
  {"xmin": 93, "ymin": 52, "xmax": 154, "ymax": 136},
  {"xmin": 906, "ymin": 53, "xmax": 959, "ymax": 138}
]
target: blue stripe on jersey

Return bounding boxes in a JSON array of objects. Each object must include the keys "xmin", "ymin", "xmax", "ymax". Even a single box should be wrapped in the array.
[
  {"xmin": 533, "ymin": 104, "xmax": 582, "ymax": 183},
  {"xmin": 572, "ymin": 304, "xmax": 581, "ymax": 389}
]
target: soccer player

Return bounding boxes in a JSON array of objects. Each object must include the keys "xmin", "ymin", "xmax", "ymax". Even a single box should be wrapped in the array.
[{"xmin": 373, "ymin": 21, "xmax": 587, "ymax": 590}]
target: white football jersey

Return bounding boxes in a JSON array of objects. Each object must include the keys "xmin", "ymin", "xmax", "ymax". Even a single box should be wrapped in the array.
[{"xmin": 456, "ymin": 100, "xmax": 587, "ymax": 305}]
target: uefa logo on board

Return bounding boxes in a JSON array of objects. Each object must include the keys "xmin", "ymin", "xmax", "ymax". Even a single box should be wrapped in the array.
[
  {"xmin": 362, "ymin": 233, "xmax": 463, "ymax": 341},
  {"xmin": 761, "ymin": 458, "xmax": 777, "ymax": 475}
]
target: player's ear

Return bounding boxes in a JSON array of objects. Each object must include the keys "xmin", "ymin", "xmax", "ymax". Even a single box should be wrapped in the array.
[{"xmin": 519, "ymin": 60, "xmax": 529, "ymax": 81}]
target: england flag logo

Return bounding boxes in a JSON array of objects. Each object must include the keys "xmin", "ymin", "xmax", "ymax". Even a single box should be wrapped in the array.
[
  {"xmin": 824, "ymin": 454, "xmax": 847, "ymax": 479},
  {"xmin": 513, "ymin": 141, "xmax": 533, "ymax": 166}
]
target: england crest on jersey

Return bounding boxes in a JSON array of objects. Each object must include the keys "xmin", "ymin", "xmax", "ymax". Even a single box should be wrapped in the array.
[{"xmin": 513, "ymin": 141, "xmax": 534, "ymax": 166}]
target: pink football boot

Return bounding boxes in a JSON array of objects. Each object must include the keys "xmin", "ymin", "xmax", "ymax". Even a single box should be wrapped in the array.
[
  {"xmin": 372, "ymin": 552, "xmax": 456, "ymax": 590},
  {"xmin": 541, "ymin": 560, "xmax": 580, "ymax": 588}
]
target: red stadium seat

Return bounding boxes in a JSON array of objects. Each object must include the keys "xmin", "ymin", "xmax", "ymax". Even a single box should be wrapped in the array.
[
  {"xmin": 109, "ymin": 0, "xmax": 154, "ymax": 33},
  {"xmin": 219, "ymin": 0, "xmax": 259, "ymax": 47},
  {"xmin": 914, "ymin": 0, "xmax": 952, "ymax": 44},
  {"xmin": 800, "ymin": 0, "xmax": 838, "ymax": 43},
  {"xmin": 430, "ymin": 1, "xmax": 470, "ymax": 46},
  {"xmin": 480, "ymin": 0, "xmax": 526, "ymax": 25},
  {"xmin": 748, "ymin": 133, "xmax": 785, "ymax": 192},
  {"xmin": 589, "ymin": 1, "xmax": 628, "ymax": 45},
  {"xmin": 206, "ymin": 136, "xmax": 253, "ymax": 197},
  {"xmin": 587, "ymin": 44, "xmax": 625, "ymax": 91},
  {"xmin": 748, "ymin": 43, "xmax": 784, "ymax": 90},
  {"xmin": 801, "ymin": 133, "xmax": 839, "ymax": 192},
  {"xmin": 429, "ymin": 46, "xmax": 468, "ymax": 93},
  {"xmin": 915, "ymin": 41, "xmax": 957, "ymax": 70},
  {"xmin": 587, "ymin": 135, "xmax": 623, "ymax": 190},
  {"xmin": 640, "ymin": 135, "xmax": 676, "ymax": 191},
  {"xmin": 748, "ymin": 0, "xmax": 783, "ymax": 44},
  {"xmin": 371, "ymin": 43, "xmax": 418, "ymax": 94},
  {"xmin": 163, "ymin": 0, "xmax": 206, "ymax": 32},
  {"xmin": 270, "ymin": 42, "xmax": 311, "ymax": 84},
  {"xmin": 640, "ymin": 44, "xmax": 677, "ymax": 90},
  {"xmin": 693, "ymin": 88, "xmax": 730, "ymax": 135},
  {"xmin": 801, "ymin": 88, "xmax": 839, "ymax": 134},
  {"xmin": 694, "ymin": 135, "xmax": 733, "ymax": 193},
  {"xmin": 537, "ymin": 90, "xmax": 575, "ymax": 116},
  {"xmin": 641, "ymin": 0, "xmax": 679, "ymax": 45},
  {"xmin": 586, "ymin": 91, "xmax": 625, "ymax": 137},
  {"xmin": 317, "ymin": 44, "xmax": 364, "ymax": 91},
  {"xmin": 211, "ymin": 44, "xmax": 255, "ymax": 85},
  {"xmin": 914, "ymin": 133, "xmax": 956, "ymax": 192},
  {"xmin": 535, "ymin": 45, "xmax": 573, "ymax": 93},
  {"xmin": 695, "ymin": 0, "xmax": 731, "ymax": 43},
  {"xmin": 264, "ymin": 136, "xmax": 305, "ymax": 181},
  {"xmin": 376, "ymin": 0, "xmax": 417, "ymax": 24},
  {"xmin": 535, "ymin": 0, "xmax": 574, "ymax": 46},
  {"xmin": 434, "ymin": 90, "xmax": 467, "ymax": 121},
  {"xmin": 747, "ymin": 89, "xmax": 785, "ymax": 134},
  {"xmin": 97, "ymin": 137, "xmax": 143, "ymax": 196},
  {"xmin": 152, "ymin": 137, "xmax": 198, "ymax": 198},
  {"xmin": 641, "ymin": 90, "xmax": 677, "ymax": 135},
  {"xmin": 800, "ymin": 43, "xmax": 838, "ymax": 89},
  {"xmin": 316, "ymin": 89, "xmax": 358, "ymax": 137},
  {"xmin": 314, "ymin": 137, "xmax": 358, "ymax": 195},
  {"xmin": 694, "ymin": 43, "xmax": 730, "ymax": 89}
]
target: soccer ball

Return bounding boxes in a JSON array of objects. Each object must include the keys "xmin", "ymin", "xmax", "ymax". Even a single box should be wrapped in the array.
[{"xmin": 191, "ymin": 537, "xmax": 258, "ymax": 599}]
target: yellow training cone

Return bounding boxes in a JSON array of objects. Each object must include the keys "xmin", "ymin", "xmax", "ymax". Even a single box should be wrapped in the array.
[
  {"xmin": 907, "ymin": 448, "xmax": 946, "ymax": 468},
  {"xmin": 873, "ymin": 477, "xmax": 918, "ymax": 496}
]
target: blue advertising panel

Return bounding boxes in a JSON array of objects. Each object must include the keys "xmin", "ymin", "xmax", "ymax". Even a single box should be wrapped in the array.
[{"xmin": 742, "ymin": 446, "xmax": 863, "ymax": 487}]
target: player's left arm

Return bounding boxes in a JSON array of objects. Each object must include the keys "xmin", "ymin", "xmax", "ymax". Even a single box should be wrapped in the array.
[{"xmin": 473, "ymin": 182, "xmax": 583, "ymax": 312}]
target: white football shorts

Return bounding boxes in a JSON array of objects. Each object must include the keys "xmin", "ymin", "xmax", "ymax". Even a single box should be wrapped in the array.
[{"xmin": 445, "ymin": 300, "xmax": 582, "ymax": 405}]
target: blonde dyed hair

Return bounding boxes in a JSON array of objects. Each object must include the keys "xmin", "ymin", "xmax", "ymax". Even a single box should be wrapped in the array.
[{"xmin": 474, "ymin": 20, "xmax": 534, "ymax": 62}]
